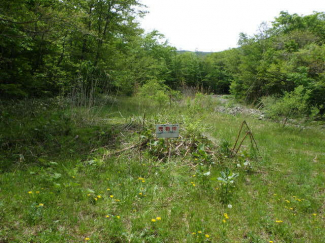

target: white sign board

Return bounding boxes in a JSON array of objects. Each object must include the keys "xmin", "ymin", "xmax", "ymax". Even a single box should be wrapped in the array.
[{"xmin": 155, "ymin": 124, "xmax": 179, "ymax": 138}]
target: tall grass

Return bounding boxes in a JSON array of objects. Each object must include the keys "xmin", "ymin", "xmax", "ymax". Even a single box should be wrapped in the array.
[{"xmin": 0, "ymin": 95, "xmax": 324, "ymax": 242}]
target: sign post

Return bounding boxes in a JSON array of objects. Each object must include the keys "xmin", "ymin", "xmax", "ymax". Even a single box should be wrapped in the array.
[
  {"xmin": 155, "ymin": 124, "xmax": 180, "ymax": 161},
  {"xmin": 155, "ymin": 124, "xmax": 179, "ymax": 138}
]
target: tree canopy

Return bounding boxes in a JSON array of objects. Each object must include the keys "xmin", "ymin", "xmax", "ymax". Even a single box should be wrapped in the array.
[{"xmin": 1, "ymin": 4, "xmax": 324, "ymax": 116}]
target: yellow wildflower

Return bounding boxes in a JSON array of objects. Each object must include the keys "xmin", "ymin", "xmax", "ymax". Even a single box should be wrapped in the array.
[
  {"xmin": 107, "ymin": 188, "xmax": 110, "ymax": 191},
  {"xmin": 94, "ymin": 198, "xmax": 97, "ymax": 201},
  {"xmin": 224, "ymin": 213, "xmax": 229, "ymax": 219},
  {"xmin": 313, "ymin": 213, "xmax": 317, "ymax": 216},
  {"xmin": 222, "ymin": 219, "xmax": 226, "ymax": 223},
  {"xmin": 110, "ymin": 195, "xmax": 114, "ymax": 198},
  {"xmin": 139, "ymin": 192, "xmax": 143, "ymax": 195},
  {"xmin": 198, "ymin": 231, "xmax": 202, "ymax": 234},
  {"xmin": 192, "ymin": 184, "xmax": 196, "ymax": 187},
  {"xmin": 105, "ymin": 215, "xmax": 110, "ymax": 218},
  {"xmin": 269, "ymin": 241, "xmax": 273, "ymax": 243},
  {"xmin": 116, "ymin": 215, "xmax": 120, "ymax": 219},
  {"xmin": 151, "ymin": 219, "xmax": 156, "ymax": 222},
  {"xmin": 275, "ymin": 220, "xmax": 283, "ymax": 223},
  {"xmin": 28, "ymin": 191, "xmax": 33, "ymax": 194},
  {"xmin": 192, "ymin": 232, "xmax": 196, "ymax": 235},
  {"xmin": 85, "ymin": 238, "xmax": 90, "ymax": 241},
  {"xmin": 38, "ymin": 203, "xmax": 44, "ymax": 207},
  {"xmin": 156, "ymin": 217, "xmax": 161, "ymax": 220},
  {"xmin": 205, "ymin": 234, "xmax": 210, "ymax": 238},
  {"xmin": 36, "ymin": 191, "xmax": 40, "ymax": 194},
  {"xmin": 97, "ymin": 195, "xmax": 101, "ymax": 199}
]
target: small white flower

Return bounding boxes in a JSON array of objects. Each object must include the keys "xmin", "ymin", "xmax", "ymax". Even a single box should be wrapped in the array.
[
  {"xmin": 237, "ymin": 163, "xmax": 241, "ymax": 167},
  {"xmin": 244, "ymin": 161, "xmax": 250, "ymax": 166},
  {"xmin": 228, "ymin": 204, "xmax": 233, "ymax": 209}
]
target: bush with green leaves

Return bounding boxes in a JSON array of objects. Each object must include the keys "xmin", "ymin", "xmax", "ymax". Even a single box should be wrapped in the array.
[
  {"xmin": 261, "ymin": 85, "xmax": 314, "ymax": 124},
  {"xmin": 137, "ymin": 79, "xmax": 181, "ymax": 107}
]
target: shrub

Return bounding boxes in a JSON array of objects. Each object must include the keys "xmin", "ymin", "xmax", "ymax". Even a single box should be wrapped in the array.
[
  {"xmin": 137, "ymin": 79, "xmax": 181, "ymax": 107},
  {"xmin": 262, "ymin": 85, "xmax": 311, "ymax": 125}
]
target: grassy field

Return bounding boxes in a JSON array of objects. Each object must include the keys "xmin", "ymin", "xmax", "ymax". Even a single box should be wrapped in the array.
[{"xmin": 0, "ymin": 95, "xmax": 324, "ymax": 242}]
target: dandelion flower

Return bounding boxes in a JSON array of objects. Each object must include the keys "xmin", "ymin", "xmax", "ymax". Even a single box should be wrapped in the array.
[
  {"xmin": 275, "ymin": 220, "xmax": 283, "ymax": 223},
  {"xmin": 313, "ymin": 213, "xmax": 317, "ymax": 216},
  {"xmin": 38, "ymin": 203, "xmax": 44, "ymax": 207},
  {"xmin": 142, "ymin": 180, "xmax": 145, "ymax": 183},
  {"xmin": 28, "ymin": 191, "xmax": 33, "ymax": 194},
  {"xmin": 105, "ymin": 215, "xmax": 110, "ymax": 218},
  {"xmin": 36, "ymin": 191, "xmax": 40, "ymax": 194},
  {"xmin": 110, "ymin": 195, "xmax": 114, "ymax": 198},
  {"xmin": 107, "ymin": 188, "xmax": 110, "ymax": 191},
  {"xmin": 269, "ymin": 241, "xmax": 273, "ymax": 243},
  {"xmin": 205, "ymin": 234, "xmax": 210, "ymax": 238},
  {"xmin": 94, "ymin": 198, "xmax": 97, "ymax": 201},
  {"xmin": 224, "ymin": 213, "xmax": 229, "ymax": 219},
  {"xmin": 85, "ymin": 237, "xmax": 90, "ymax": 241},
  {"xmin": 198, "ymin": 231, "xmax": 202, "ymax": 234},
  {"xmin": 192, "ymin": 232, "xmax": 196, "ymax": 235},
  {"xmin": 139, "ymin": 193, "xmax": 143, "ymax": 195},
  {"xmin": 151, "ymin": 219, "xmax": 156, "ymax": 222},
  {"xmin": 192, "ymin": 184, "xmax": 196, "ymax": 187},
  {"xmin": 222, "ymin": 219, "xmax": 226, "ymax": 223},
  {"xmin": 156, "ymin": 217, "xmax": 161, "ymax": 220},
  {"xmin": 97, "ymin": 195, "xmax": 101, "ymax": 199}
]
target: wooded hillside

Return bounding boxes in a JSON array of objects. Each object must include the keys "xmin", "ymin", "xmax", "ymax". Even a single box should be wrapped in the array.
[{"xmin": 1, "ymin": 1, "xmax": 324, "ymax": 118}]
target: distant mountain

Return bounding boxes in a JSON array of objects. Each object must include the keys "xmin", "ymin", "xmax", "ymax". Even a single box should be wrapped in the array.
[{"xmin": 177, "ymin": 50, "xmax": 214, "ymax": 57}]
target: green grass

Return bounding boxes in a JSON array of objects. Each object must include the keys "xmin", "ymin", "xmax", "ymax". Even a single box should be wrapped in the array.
[{"xmin": 0, "ymin": 96, "xmax": 324, "ymax": 242}]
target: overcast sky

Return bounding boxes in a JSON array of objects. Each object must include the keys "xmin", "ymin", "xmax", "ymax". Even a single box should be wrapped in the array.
[{"xmin": 138, "ymin": 0, "xmax": 324, "ymax": 52}]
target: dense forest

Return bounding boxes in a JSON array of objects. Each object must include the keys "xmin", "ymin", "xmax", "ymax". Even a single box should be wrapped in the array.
[{"xmin": 1, "ymin": 1, "xmax": 324, "ymax": 118}]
